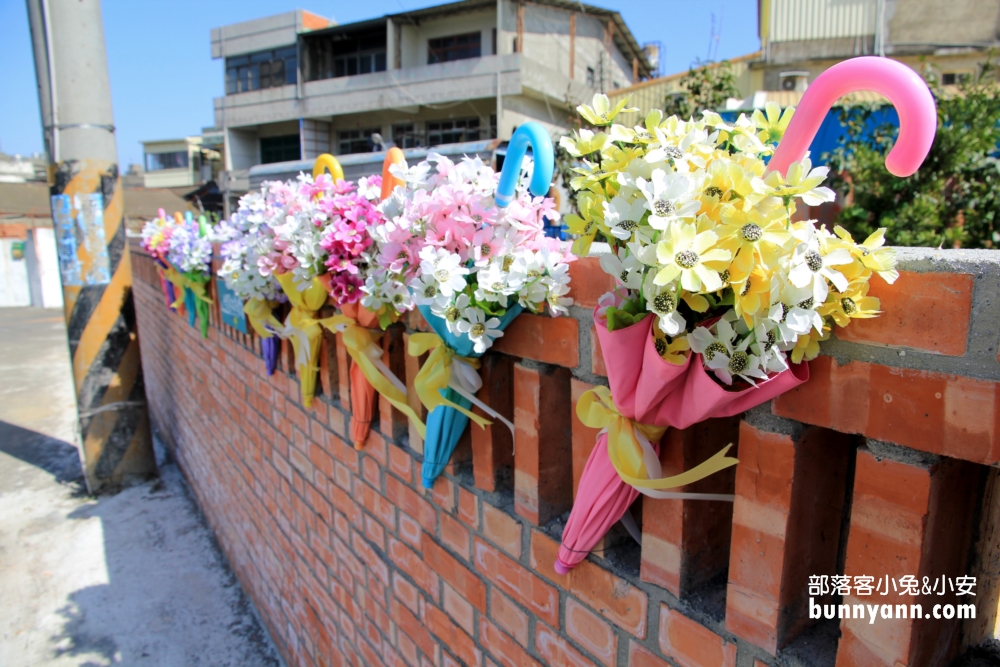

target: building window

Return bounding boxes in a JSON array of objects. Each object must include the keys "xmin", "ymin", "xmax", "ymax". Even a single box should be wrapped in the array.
[
  {"xmin": 260, "ymin": 135, "xmax": 301, "ymax": 164},
  {"xmin": 304, "ymin": 28, "xmax": 387, "ymax": 82},
  {"xmin": 942, "ymin": 71, "xmax": 972, "ymax": 85},
  {"xmin": 338, "ymin": 128, "xmax": 381, "ymax": 155},
  {"xmin": 226, "ymin": 47, "xmax": 297, "ymax": 94},
  {"xmin": 392, "ymin": 123, "xmax": 421, "ymax": 149},
  {"xmin": 428, "ymin": 32, "xmax": 482, "ymax": 64},
  {"xmin": 489, "ymin": 114, "xmax": 497, "ymax": 139},
  {"xmin": 426, "ymin": 118, "xmax": 481, "ymax": 146},
  {"xmin": 586, "ymin": 67, "xmax": 595, "ymax": 88},
  {"xmin": 145, "ymin": 151, "xmax": 189, "ymax": 171}
]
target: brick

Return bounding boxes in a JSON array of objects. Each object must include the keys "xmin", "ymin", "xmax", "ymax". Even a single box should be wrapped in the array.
[
  {"xmin": 386, "ymin": 475, "xmax": 438, "ymax": 530},
  {"xmin": 482, "ymin": 502, "xmax": 522, "ymax": 558},
  {"xmin": 458, "ymin": 488, "xmax": 480, "ymax": 530},
  {"xmin": 835, "ymin": 271, "xmax": 973, "ymax": 356},
  {"xmin": 514, "ymin": 364, "xmax": 573, "ymax": 525},
  {"xmin": 836, "ymin": 449, "xmax": 977, "ymax": 667},
  {"xmin": 393, "ymin": 572, "xmax": 420, "ymax": 615},
  {"xmin": 568, "ymin": 257, "xmax": 615, "ymax": 309},
  {"xmin": 439, "ymin": 512, "xmax": 471, "ymax": 561},
  {"xmin": 391, "ymin": 597, "xmax": 437, "ymax": 660},
  {"xmin": 429, "ymin": 475, "xmax": 456, "ymax": 513},
  {"xmin": 480, "ymin": 619, "xmax": 540, "ymax": 667},
  {"xmin": 489, "ymin": 588, "xmax": 529, "ymax": 647},
  {"xmin": 423, "ymin": 602, "xmax": 481, "ymax": 667},
  {"xmin": 389, "ymin": 537, "xmax": 440, "ymax": 601},
  {"xmin": 474, "ymin": 537, "xmax": 559, "ymax": 626},
  {"xmin": 590, "ymin": 323, "xmax": 607, "ymax": 377},
  {"xmin": 493, "ymin": 313, "xmax": 580, "ymax": 367},
  {"xmin": 442, "ymin": 583, "xmax": 475, "ymax": 635},
  {"xmin": 535, "ymin": 624, "xmax": 596, "ymax": 667},
  {"xmin": 570, "ymin": 378, "xmax": 603, "ymax": 498},
  {"xmin": 774, "ymin": 356, "xmax": 1000, "ymax": 466},
  {"xmin": 403, "ymin": 333, "xmax": 428, "ymax": 455},
  {"xmin": 659, "ymin": 607, "xmax": 736, "ymax": 667},
  {"xmin": 424, "ymin": 536, "xmax": 486, "ymax": 612},
  {"xmin": 628, "ymin": 641, "xmax": 672, "ymax": 667},
  {"xmin": 725, "ymin": 422, "xmax": 852, "ymax": 653},
  {"xmin": 565, "ymin": 598, "xmax": 617, "ymax": 667},
  {"xmin": 640, "ymin": 417, "xmax": 739, "ymax": 598},
  {"xmin": 531, "ymin": 531, "xmax": 647, "ymax": 638},
  {"xmin": 470, "ymin": 353, "xmax": 515, "ymax": 492},
  {"xmin": 379, "ymin": 325, "xmax": 409, "ymax": 441},
  {"xmin": 390, "ymin": 444, "xmax": 413, "ymax": 483},
  {"xmin": 398, "ymin": 511, "xmax": 423, "ymax": 551}
]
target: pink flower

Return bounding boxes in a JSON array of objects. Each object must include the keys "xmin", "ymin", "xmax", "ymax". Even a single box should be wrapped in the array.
[{"xmin": 327, "ymin": 272, "xmax": 364, "ymax": 307}]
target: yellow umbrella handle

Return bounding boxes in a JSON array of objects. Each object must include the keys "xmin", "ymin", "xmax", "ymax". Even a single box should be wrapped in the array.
[
  {"xmin": 381, "ymin": 147, "xmax": 407, "ymax": 201},
  {"xmin": 313, "ymin": 154, "xmax": 344, "ymax": 181}
]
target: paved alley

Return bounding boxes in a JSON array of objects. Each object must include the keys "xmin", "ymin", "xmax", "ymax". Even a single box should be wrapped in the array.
[{"xmin": 0, "ymin": 307, "xmax": 280, "ymax": 667}]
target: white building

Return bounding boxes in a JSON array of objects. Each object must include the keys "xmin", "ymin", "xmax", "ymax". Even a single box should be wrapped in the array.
[
  {"xmin": 141, "ymin": 134, "xmax": 222, "ymax": 189},
  {"xmin": 211, "ymin": 0, "xmax": 652, "ymax": 209}
]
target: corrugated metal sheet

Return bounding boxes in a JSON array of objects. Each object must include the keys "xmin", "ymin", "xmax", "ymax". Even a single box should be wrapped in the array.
[{"xmin": 769, "ymin": 0, "xmax": 877, "ymax": 43}]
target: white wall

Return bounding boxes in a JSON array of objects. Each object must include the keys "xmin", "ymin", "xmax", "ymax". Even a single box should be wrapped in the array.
[
  {"xmin": 24, "ymin": 228, "xmax": 63, "ymax": 308},
  {"xmin": 226, "ymin": 127, "xmax": 260, "ymax": 170},
  {"xmin": 0, "ymin": 239, "xmax": 31, "ymax": 307}
]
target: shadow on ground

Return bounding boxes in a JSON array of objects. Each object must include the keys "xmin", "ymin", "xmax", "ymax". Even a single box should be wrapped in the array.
[{"xmin": 0, "ymin": 420, "xmax": 84, "ymax": 486}]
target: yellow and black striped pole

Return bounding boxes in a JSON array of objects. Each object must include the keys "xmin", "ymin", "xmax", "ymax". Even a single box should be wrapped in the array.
[{"xmin": 28, "ymin": 0, "xmax": 155, "ymax": 492}]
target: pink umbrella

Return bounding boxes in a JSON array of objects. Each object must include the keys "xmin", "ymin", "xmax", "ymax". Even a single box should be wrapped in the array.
[{"xmin": 557, "ymin": 56, "xmax": 938, "ymax": 574}]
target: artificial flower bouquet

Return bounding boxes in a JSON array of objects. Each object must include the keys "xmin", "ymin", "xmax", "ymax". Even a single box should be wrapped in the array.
[
  {"xmin": 363, "ymin": 128, "xmax": 574, "ymax": 488},
  {"xmin": 556, "ymin": 94, "xmax": 902, "ymax": 573},
  {"xmin": 213, "ymin": 185, "xmax": 287, "ymax": 375},
  {"xmin": 142, "ymin": 210, "xmax": 213, "ymax": 337},
  {"xmin": 140, "ymin": 208, "xmax": 178, "ymax": 310}
]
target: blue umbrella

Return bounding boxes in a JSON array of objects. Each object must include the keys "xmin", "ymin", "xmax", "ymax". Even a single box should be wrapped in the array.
[
  {"xmin": 184, "ymin": 286, "xmax": 198, "ymax": 328},
  {"xmin": 419, "ymin": 122, "xmax": 554, "ymax": 489},
  {"xmin": 419, "ymin": 304, "xmax": 522, "ymax": 488},
  {"xmin": 262, "ymin": 336, "xmax": 279, "ymax": 375}
]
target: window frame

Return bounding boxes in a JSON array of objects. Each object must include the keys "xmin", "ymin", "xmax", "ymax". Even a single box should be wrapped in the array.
[
  {"xmin": 225, "ymin": 47, "xmax": 298, "ymax": 95},
  {"xmin": 144, "ymin": 151, "xmax": 190, "ymax": 172},
  {"xmin": 259, "ymin": 134, "xmax": 301, "ymax": 164},
  {"xmin": 425, "ymin": 117, "xmax": 481, "ymax": 146},
  {"xmin": 427, "ymin": 31, "xmax": 483, "ymax": 65},
  {"xmin": 337, "ymin": 127, "xmax": 382, "ymax": 155}
]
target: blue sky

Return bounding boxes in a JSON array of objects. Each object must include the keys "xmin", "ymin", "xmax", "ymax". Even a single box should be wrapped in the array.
[{"xmin": 0, "ymin": 0, "xmax": 759, "ymax": 169}]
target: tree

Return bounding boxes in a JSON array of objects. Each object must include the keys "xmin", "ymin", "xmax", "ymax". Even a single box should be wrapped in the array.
[
  {"xmin": 662, "ymin": 60, "xmax": 742, "ymax": 120},
  {"xmin": 825, "ymin": 60, "xmax": 1000, "ymax": 248}
]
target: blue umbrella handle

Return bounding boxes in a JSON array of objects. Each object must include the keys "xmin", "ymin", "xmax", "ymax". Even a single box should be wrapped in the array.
[{"xmin": 496, "ymin": 122, "xmax": 554, "ymax": 207}]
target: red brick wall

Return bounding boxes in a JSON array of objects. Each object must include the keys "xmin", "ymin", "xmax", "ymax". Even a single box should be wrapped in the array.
[{"xmin": 130, "ymin": 239, "xmax": 1000, "ymax": 667}]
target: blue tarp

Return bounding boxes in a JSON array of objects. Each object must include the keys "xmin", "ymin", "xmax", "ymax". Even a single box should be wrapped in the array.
[{"xmin": 720, "ymin": 106, "xmax": 901, "ymax": 165}]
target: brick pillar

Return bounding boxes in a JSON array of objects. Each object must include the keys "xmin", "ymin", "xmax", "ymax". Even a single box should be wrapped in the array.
[
  {"xmin": 836, "ymin": 442, "xmax": 978, "ymax": 667},
  {"xmin": 470, "ymin": 353, "xmax": 514, "ymax": 492},
  {"xmin": 402, "ymin": 333, "xmax": 427, "ymax": 455},
  {"xmin": 379, "ymin": 323, "xmax": 407, "ymax": 441},
  {"xmin": 725, "ymin": 409, "xmax": 853, "ymax": 653},
  {"xmin": 514, "ymin": 363, "xmax": 573, "ymax": 525},
  {"xmin": 641, "ymin": 416, "xmax": 740, "ymax": 598}
]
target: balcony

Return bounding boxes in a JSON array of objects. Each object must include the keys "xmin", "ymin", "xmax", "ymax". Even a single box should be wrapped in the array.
[{"xmin": 214, "ymin": 53, "xmax": 593, "ymax": 129}]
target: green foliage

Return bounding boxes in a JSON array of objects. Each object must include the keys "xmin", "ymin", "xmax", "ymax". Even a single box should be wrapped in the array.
[
  {"xmin": 605, "ymin": 300, "xmax": 648, "ymax": 332},
  {"xmin": 825, "ymin": 60, "xmax": 1000, "ymax": 248},
  {"xmin": 663, "ymin": 60, "xmax": 742, "ymax": 120}
]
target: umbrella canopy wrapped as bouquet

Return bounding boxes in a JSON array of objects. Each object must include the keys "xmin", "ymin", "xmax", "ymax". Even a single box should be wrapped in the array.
[
  {"xmin": 362, "ymin": 123, "xmax": 575, "ymax": 488},
  {"xmin": 143, "ymin": 211, "xmax": 213, "ymax": 337},
  {"xmin": 556, "ymin": 57, "xmax": 938, "ymax": 573}
]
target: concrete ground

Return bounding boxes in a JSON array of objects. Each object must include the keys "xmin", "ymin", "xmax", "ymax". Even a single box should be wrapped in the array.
[{"xmin": 0, "ymin": 307, "xmax": 280, "ymax": 667}]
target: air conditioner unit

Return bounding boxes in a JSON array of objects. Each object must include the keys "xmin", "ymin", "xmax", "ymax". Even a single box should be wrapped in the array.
[{"xmin": 779, "ymin": 71, "xmax": 810, "ymax": 92}]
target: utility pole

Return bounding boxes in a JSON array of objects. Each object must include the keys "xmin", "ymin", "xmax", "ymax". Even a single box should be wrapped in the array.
[{"xmin": 26, "ymin": 0, "xmax": 155, "ymax": 493}]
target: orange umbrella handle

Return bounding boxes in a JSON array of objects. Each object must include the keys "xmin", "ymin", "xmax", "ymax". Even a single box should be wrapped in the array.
[
  {"xmin": 313, "ymin": 154, "xmax": 344, "ymax": 181},
  {"xmin": 381, "ymin": 147, "xmax": 407, "ymax": 201}
]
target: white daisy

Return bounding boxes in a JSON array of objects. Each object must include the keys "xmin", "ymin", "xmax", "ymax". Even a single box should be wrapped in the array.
[{"xmin": 456, "ymin": 308, "xmax": 504, "ymax": 353}]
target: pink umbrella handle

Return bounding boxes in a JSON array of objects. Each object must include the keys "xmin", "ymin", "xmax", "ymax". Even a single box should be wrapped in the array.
[{"xmin": 768, "ymin": 57, "xmax": 937, "ymax": 178}]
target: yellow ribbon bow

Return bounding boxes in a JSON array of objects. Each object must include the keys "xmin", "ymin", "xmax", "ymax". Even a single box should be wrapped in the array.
[
  {"xmin": 244, "ymin": 298, "xmax": 283, "ymax": 338},
  {"xmin": 408, "ymin": 333, "xmax": 492, "ymax": 430},
  {"xmin": 163, "ymin": 265, "xmax": 213, "ymax": 310},
  {"xmin": 274, "ymin": 272, "xmax": 330, "ymax": 408},
  {"xmin": 321, "ymin": 314, "xmax": 426, "ymax": 439},
  {"xmin": 576, "ymin": 386, "xmax": 739, "ymax": 491}
]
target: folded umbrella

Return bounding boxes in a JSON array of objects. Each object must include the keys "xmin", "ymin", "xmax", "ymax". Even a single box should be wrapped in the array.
[
  {"xmin": 415, "ymin": 304, "xmax": 522, "ymax": 489},
  {"xmin": 341, "ymin": 302, "xmax": 382, "ymax": 449},
  {"xmin": 557, "ymin": 312, "xmax": 808, "ymax": 573}
]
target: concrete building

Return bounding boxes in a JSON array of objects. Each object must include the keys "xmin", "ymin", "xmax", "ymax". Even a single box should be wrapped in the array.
[
  {"xmin": 142, "ymin": 132, "xmax": 223, "ymax": 189},
  {"xmin": 211, "ymin": 1, "xmax": 652, "ymax": 210},
  {"xmin": 611, "ymin": 0, "xmax": 1000, "ymax": 125}
]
